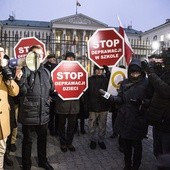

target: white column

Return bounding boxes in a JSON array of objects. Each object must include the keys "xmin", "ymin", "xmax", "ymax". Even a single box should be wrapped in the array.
[
  {"xmin": 71, "ymin": 30, "xmax": 77, "ymax": 53},
  {"xmin": 62, "ymin": 29, "xmax": 66, "ymax": 55},
  {"xmin": 82, "ymin": 30, "xmax": 86, "ymax": 55}
]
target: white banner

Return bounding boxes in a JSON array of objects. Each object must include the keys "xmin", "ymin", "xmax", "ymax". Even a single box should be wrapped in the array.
[{"xmin": 107, "ymin": 66, "xmax": 127, "ymax": 95}]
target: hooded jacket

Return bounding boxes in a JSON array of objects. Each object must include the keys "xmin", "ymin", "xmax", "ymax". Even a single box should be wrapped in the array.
[{"xmin": 114, "ymin": 58, "xmax": 149, "ymax": 140}]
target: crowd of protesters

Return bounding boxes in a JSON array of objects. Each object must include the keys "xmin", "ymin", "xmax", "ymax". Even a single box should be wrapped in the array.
[{"xmin": 0, "ymin": 44, "xmax": 170, "ymax": 170}]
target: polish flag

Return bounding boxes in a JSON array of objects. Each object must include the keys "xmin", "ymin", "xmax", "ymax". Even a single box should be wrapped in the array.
[
  {"xmin": 117, "ymin": 16, "xmax": 134, "ymax": 65},
  {"xmin": 76, "ymin": 0, "xmax": 81, "ymax": 6}
]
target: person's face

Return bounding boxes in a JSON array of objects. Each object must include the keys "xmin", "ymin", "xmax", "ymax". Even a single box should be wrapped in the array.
[
  {"xmin": 95, "ymin": 69, "xmax": 104, "ymax": 75},
  {"xmin": 33, "ymin": 48, "xmax": 43, "ymax": 62},
  {"xmin": 130, "ymin": 71, "xmax": 141, "ymax": 78},
  {"xmin": 48, "ymin": 57, "xmax": 56, "ymax": 64},
  {"xmin": 66, "ymin": 56, "xmax": 75, "ymax": 61}
]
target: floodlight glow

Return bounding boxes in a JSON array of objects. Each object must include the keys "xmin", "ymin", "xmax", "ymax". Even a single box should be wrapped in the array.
[{"xmin": 152, "ymin": 41, "xmax": 160, "ymax": 50}]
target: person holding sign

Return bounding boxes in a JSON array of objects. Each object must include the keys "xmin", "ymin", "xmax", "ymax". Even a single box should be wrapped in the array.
[
  {"xmin": 15, "ymin": 45, "xmax": 54, "ymax": 170},
  {"xmin": 54, "ymin": 52, "xmax": 79, "ymax": 152}
]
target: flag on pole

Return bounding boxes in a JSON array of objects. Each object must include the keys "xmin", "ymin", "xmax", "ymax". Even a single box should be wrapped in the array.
[
  {"xmin": 117, "ymin": 16, "xmax": 133, "ymax": 65},
  {"xmin": 77, "ymin": 0, "xmax": 81, "ymax": 6}
]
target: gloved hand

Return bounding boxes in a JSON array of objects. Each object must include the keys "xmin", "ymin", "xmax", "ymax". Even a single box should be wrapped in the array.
[
  {"xmin": 99, "ymin": 89, "xmax": 111, "ymax": 99},
  {"xmin": 130, "ymin": 98, "xmax": 142, "ymax": 106},
  {"xmin": 141, "ymin": 60, "xmax": 155, "ymax": 74},
  {"xmin": 2, "ymin": 66, "xmax": 13, "ymax": 81},
  {"xmin": 103, "ymin": 65, "xmax": 109, "ymax": 72}
]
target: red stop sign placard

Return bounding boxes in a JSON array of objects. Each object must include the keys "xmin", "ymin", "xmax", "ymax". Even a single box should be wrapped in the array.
[
  {"xmin": 88, "ymin": 28, "xmax": 124, "ymax": 67},
  {"xmin": 51, "ymin": 61, "xmax": 88, "ymax": 100},
  {"xmin": 14, "ymin": 37, "xmax": 47, "ymax": 60}
]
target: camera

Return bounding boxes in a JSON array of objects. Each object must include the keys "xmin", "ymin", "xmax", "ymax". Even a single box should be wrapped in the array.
[
  {"xmin": 0, "ymin": 57, "xmax": 26, "ymax": 68},
  {"xmin": 141, "ymin": 48, "xmax": 170, "ymax": 75},
  {"xmin": 141, "ymin": 54, "xmax": 164, "ymax": 76}
]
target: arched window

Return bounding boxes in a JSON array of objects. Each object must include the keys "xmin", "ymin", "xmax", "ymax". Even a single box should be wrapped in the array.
[{"xmin": 153, "ymin": 35, "xmax": 157, "ymax": 40}]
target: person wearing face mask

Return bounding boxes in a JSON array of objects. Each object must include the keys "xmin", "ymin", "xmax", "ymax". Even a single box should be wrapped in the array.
[
  {"xmin": 0, "ymin": 46, "xmax": 19, "ymax": 170},
  {"xmin": 99, "ymin": 58, "xmax": 150, "ymax": 170}
]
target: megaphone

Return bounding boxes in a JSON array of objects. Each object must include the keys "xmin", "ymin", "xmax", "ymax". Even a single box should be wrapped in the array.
[
  {"xmin": 9, "ymin": 58, "xmax": 26, "ymax": 68},
  {"xmin": 1, "ymin": 52, "xmax": 41, "ymax": 71},
  {"xmin": 25, "ymin": 52, "xmax": 41, "ymax": 71}
]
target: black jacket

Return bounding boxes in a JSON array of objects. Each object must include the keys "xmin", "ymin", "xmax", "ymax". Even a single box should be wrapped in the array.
[
  {"xmin": 147, "ymin": 71, "xmax": 170, "ymax": 132},
  {"xmin": 113, "ymin": 59, "xmax": 149, "ymax": 140},
  {"xmin": 87, "ymin": 73, "xmax": 110, "ymax": 112},
  {"xmin": 17, "ymin": 65, "xmax": 54, "ymax": 125}
]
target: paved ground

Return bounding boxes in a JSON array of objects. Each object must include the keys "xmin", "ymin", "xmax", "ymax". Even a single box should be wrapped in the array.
[{"xmin": 5, "ymin": 113, "xmax": 157, "ymax": 170}]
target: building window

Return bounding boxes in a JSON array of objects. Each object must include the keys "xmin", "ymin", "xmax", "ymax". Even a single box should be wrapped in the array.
[
  {"xmin": 160, "ymin": 35, "xmax": 164, "ymax": 41},
  {"xmin": 153, "ymin": 35, "xmax": 157, "ymax": 40}
]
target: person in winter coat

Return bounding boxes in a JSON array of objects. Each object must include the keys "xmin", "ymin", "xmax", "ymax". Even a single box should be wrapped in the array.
[
  {"xmin": 145, "ymin": 49, "xmax": 170, "ymax": 159},
  {"xmin": 0, "ymin": 47, "xmax": 19, "ymax": 169},
  {"xmin": 16, "ymin": 45, "xmax": 55, "ymax": 170},
  {"xmin": 44, "ymin": 54, "xmax": 58, "ymax": 136},
  {"xmin": 101, "ymin": 58, "xmax": 149, "ymax": 170},
  {"xmin": 87, "ymin": 65, "xmax": 110, "ymax": 150},
  {"xmin": 114, "ymin": 58, "xmax": 149, "ymax": 170},
  {"xmin": 74, "ymin": 94, "xmax": 89, "ymax": 135},
  {"xmin": 54, "ymin": 52, "xmax": 79, "ymax": 152}
]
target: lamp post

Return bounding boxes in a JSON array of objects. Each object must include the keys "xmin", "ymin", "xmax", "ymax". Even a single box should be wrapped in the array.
[{"xmin": 151, "ymin": 41, "xmax": 160, "ymax": 54}]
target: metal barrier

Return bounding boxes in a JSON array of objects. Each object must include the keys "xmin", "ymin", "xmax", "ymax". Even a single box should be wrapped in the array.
[{"xmin": 0, "ymin": 35, "xmax": 159, "ymax": 75}]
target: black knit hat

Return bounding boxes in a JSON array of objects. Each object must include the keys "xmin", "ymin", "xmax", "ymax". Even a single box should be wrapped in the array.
[
  {"xmin": 65, "ymin": 52, "xmax": 75, "ymax": 60},
  {"xmin": 47, "ymin": 54, "xmax": 56, "ymax": 59},
  {"xmin": 4, "ymin": 54, "xmax": 10, "ymax": 60},
  {"xmin": 93, "ymin": 65, "xmax": 104, "ymax": 73}
]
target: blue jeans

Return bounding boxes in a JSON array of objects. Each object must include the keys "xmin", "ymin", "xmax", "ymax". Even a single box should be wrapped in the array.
[{"xmin": 153, "ymin": 127, "xmax": 170, "ymax": 158}]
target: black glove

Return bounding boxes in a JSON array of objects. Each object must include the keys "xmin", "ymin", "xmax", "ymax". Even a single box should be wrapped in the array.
[
  {"xmin": 141, "ymin": 60, "xmax": 155, "ymax": 74},
  {"xmin": 2, "ymin": 66, "xmax": 13, "ymax": 81},
  {"xmin": 130, "ymin": 99, "xmax": 142, "ymax": 106},
  {"xmin": 50, "ymin": 91, "xmax": 59, "ymax": 101},
  {"xmin": 103, "ymin": 65, "xmax": 109, "ymax": 72}
]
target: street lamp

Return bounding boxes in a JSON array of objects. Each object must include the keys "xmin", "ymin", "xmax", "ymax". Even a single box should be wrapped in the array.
[{"xmin": 151, "ymin": 41, "xmax": 160, "ymax": 54}]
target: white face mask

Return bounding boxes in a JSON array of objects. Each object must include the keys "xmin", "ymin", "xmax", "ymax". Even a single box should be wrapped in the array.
[{"xmin": 0, "ymin": 58, "xmax": 8, "ymax": 67}]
